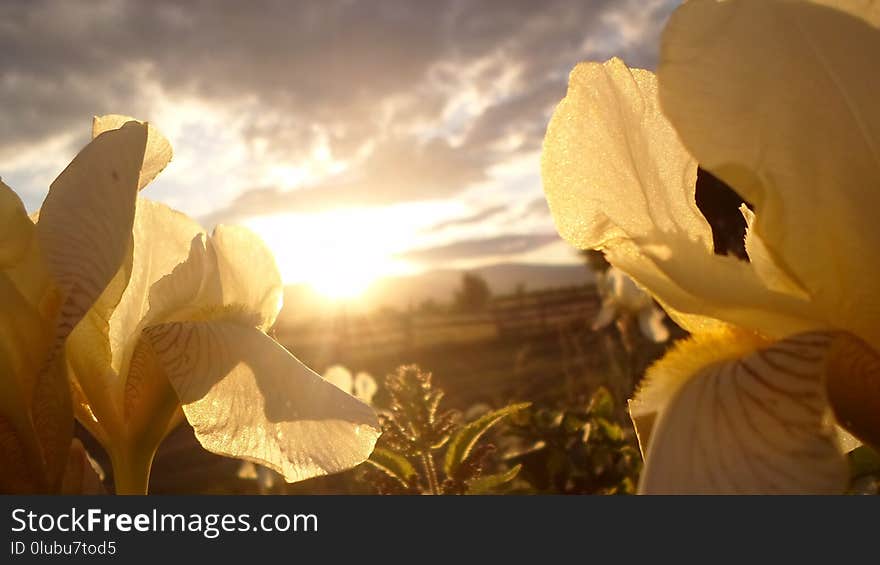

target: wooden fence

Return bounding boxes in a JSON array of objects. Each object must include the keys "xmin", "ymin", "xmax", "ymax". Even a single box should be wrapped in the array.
[{"xmin": 275, "ymin": 285, "xmax": 600, "ymax": 359}]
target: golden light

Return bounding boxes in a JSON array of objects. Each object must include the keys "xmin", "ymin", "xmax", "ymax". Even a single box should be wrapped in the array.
[
  {"xmin": 302, "ymin": 244, "xmax": 392, "ymax": 299},
  {"xmin": 243, "ymin": 203, "xmax": 452, "ymax": 300}
]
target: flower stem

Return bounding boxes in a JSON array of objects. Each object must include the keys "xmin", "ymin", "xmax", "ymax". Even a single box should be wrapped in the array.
[{"xmin": 110, "ymin": 446, "xmax": 156, "ymax": 495}]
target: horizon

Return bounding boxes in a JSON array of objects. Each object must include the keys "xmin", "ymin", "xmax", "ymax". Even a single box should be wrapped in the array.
[{"xmin": 279, "ymin": 260, "xmax": 595, "ymax": 319}]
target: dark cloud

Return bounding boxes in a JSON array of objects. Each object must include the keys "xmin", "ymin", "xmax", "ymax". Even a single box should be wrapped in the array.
[
  {"xmin": 2, "ymin": 0, "xmax": 678, "ymax": 212},
  {"xmin": 463, "ymin": 80, "xmax": 567, "ymax": 153},
  {"xmin": 399, "ymin": 233, "xmax": 559, "ymax": 263}
]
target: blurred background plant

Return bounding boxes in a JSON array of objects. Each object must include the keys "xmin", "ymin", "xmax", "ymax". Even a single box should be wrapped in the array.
[
  {"xmin": 322, "ymin": 365, "xmax": 379, "ymax": 404},
  {"xmin": 361, "ymin": 365, "xmax": 528, "ymax": 494},
  {"xmin": 501, "ymin": 386, "xmax": 641, "ymax": 494}
]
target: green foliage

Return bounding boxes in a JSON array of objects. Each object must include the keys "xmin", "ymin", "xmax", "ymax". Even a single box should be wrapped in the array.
[
  {"xmin": 466, "ymin": 464, "xmax": 523, "ymax": 494},
  {"xmin": 502, "ymin": 386, "xmax": 642, "ymax": 494},
  {"xmin": 359, "ymin": 366, "xmax": 640, "ymax": 495},
  {"xmin": 381, "ymin": 365, "xmax": 458, "ymax": 455},
  {"xmin": 365, "ymin": 447, "xmax": 418, "ymax": 488},
  {"xmin": 363, "ymin": 364, "xmax": 524, "ymax": 494},
  {"xmin": 444, "ymin": 403, "xmax": 530, "ymax": 477}
]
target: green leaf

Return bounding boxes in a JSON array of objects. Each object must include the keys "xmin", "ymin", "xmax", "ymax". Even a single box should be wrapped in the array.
[
  {"xmin": 534, "ymin": 408, "xmax": 563, "ymax": 430},
  {"xmin": 444, "ymin": 402, "xmax": 530, "ymax": 476},
  {"xmin": 366, "ymin": 447, "xmax": 418, "ymax": 485},
  {"xmin": 466, "ymin": 464, "xmax": 522, "ymax": 494},
  {"xmin": 562, "ymin": 412, "xmax": 588, "ymax": 434},
  {"xmin": 594, "ymin": 417, "xmax": 625, "ymax": 443},
  {"xmin": 587, "ymin": 386, "xmax": 615, "ymax": 419}
]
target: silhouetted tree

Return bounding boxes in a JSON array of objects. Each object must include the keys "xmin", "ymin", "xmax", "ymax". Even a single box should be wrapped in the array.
[{"xmin": 453, "ymin": 273, "xmax": 491, "ymax": 313}]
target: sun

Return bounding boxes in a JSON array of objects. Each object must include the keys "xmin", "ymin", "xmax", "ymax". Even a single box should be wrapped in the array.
[
  {"xmin": 304, "ymin": 250, "xmax": 387, "ymax": 299},
  {"xmin": 242, "ymin": 207, "xmax": 425, "ymax": 301},
  {"xmin": 311, "ymin": 275, "xmax": 370, "ymax": 299}
]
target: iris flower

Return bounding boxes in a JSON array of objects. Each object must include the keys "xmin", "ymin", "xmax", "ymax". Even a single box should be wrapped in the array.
[
  {"xmin": 0, "ymin": 179, "xmax": 81, "ymax": 493},
  {"xmin": 5, "ymin": 115, "xmax": 379, "ymax": 494},
  {"xmin": 323, "ymin": 365, "xmax": 379, "ymax": 404},
  {"xmin": 542, "ymin": 0, "xmax": 879, "ymax": 493},
  {"xmin": 592, "ymin": 267, "xmax": 669, "ymax": 343}
]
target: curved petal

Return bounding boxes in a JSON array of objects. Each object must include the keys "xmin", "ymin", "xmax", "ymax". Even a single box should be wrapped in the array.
[
  {"xmin": 824, "ymin": 333, "xmax": 880, "ymax": 450},
  {"xmin": 1, "ymin": 184, "xmax": 52, "ymax": 316},
  {"xmin": 542, "ymin": 58, "xmax": 710, "ymax": 254},
  {"xmin": 0, "ymin": 414, "xmax": 42, "ymax": 493},
  {"xmin": 606, "ymin": 238, "xmax": 815, "ymax": 338},
  {"xmin": 542, "ymin": 58, "xmax": 817, "ymax": 338},
  {"xmin": 37, "ymin": 121, "xmax": 146, "ymax": 345},
  {"xmin": 0, "ymin": 277, "xmax": 55, "ymax": 491},
  {"xmin": 206, "ymin": 225, "xmax": 283, "ymax": 330},
  {"xmin": 740, "ymin": 205, "xmax": 809, "ymax": 300},
  {"xmin": 92, "ymin": 115, "xmax": 173, "ymax": 190},
  {"xmin": 1, "ymin": 273, "xmax": 70, "ymax": 489},
  {"xmin": 140, "ymin": 234, "xmax": 214, "ymax": 329},
  {"xmin": 109, "ymin": 199, "xmax": 204, "ymax": 375},
  {"xmin": 629, "ymin": 327, "xmax": 767, "ymax": 455},
  {"xmin": 121, "ymin": 334, "xmax": 183, "ymax": 452},
  {"xmin": 0, "ymin": 180, "xmax": 35, "ymax": 268},
  {"xmin": 1, "ymin": 183, "xmax": 53, "ymax": 319},
  {"xmin": 637, "ymin": 306, "xmax": 669, "ymax": 343},
  {"xmin": 610, "ymin": 268, "xmax": 652, "ymax": 312},
  {"xmin": 639, "ymin": 331, "xmax": 850, "ymax": 494},
  {"xmin": 67, "ymin": 200, "xmax": 204, "ymax": 443},
  {"xmin": 135, "ymin": 222, "xmax": 281, "ymax": 333},
  {"xmin": 143, "ymin": 321, "xmax": 380, "ymax": 483},
  {"xmin": 0, "ymin": 274, "xmax": 50, "ymax": 402},
  {"xmin": 64, "ymin": 262, "xmax": 131, "ymax": 440},
  {"xmin": 659, "ymin": 0, "xmax": 880, "ymax": 348},
  {"xmin": 3, "ymin": 238, "xmax": 54, "ymax": 320}
]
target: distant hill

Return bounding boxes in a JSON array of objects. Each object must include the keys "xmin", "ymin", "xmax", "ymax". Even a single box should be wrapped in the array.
[
  {"xmin": 472, "ymin": 263, "xmax": 594, "ymax": 293},
  {"xmin": 278, "ymin": 262, "xmax": 593, "ymax": 323}
]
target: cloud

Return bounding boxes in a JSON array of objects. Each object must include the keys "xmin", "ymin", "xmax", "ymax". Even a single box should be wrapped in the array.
[
  {"xmin": 426, "ymin": 204, "xmax": 509, "ymax": 232},
  {"xmin": 399, "ymin": 233, "xmax": 559, "ymax": 264},
  {"xmin": 461, "ymin": 80, "xmax": 567, "ymax": 153},
  {"xmin": 521, "ymin": 196, "xmax": 551, "ymax": 218},
  {"xmin": 2, "ymin": 0, "xmax": 679, "ymax": 215},
  {"xmin": 200, "ymin": 136, "xmax": 487, "ymax": 225}
]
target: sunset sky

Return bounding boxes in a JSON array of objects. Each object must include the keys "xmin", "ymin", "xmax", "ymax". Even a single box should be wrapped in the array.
[{"xmin": 1, "ymin": 0, "xmax": 678, "ymax": 296}]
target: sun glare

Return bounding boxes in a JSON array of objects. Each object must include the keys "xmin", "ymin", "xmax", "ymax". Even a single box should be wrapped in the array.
[
  {"xmin": 243, "ymin": 205, "xmax": 446, "ymax": 301},
  {"xmin": 306, "ymin": 254, "xmax": 386, "ymax": 299}
]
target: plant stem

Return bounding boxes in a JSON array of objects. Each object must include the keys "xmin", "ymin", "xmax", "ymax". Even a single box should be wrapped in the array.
[
  {"xmin": 421, "ymin": 452, "xmax": 441, "ymax": 495},
  {"xmin": 110, "ymin": 446, "xmax": 156, "ymax": 495}
]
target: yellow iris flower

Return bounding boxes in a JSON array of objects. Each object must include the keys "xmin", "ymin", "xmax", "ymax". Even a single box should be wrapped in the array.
[
  {"xmin": 542, "ymin": 0, "xmax": 880, "ymax": 493},
  {"xmin": 1, "ymin": 180, "xmax": 72, "ymax": 493},
  {"xmin": 592, "ymin": 267, "xmax": 669, "ymax": 343},
  {"xmin": 2, "ymin": 115, "xmax": 379, "ymax": 494}
]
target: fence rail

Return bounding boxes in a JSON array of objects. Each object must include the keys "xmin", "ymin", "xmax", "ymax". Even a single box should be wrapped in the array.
[{"xmin": 276, "ymin": 285, "xmax": 600, "ymax": 358}]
